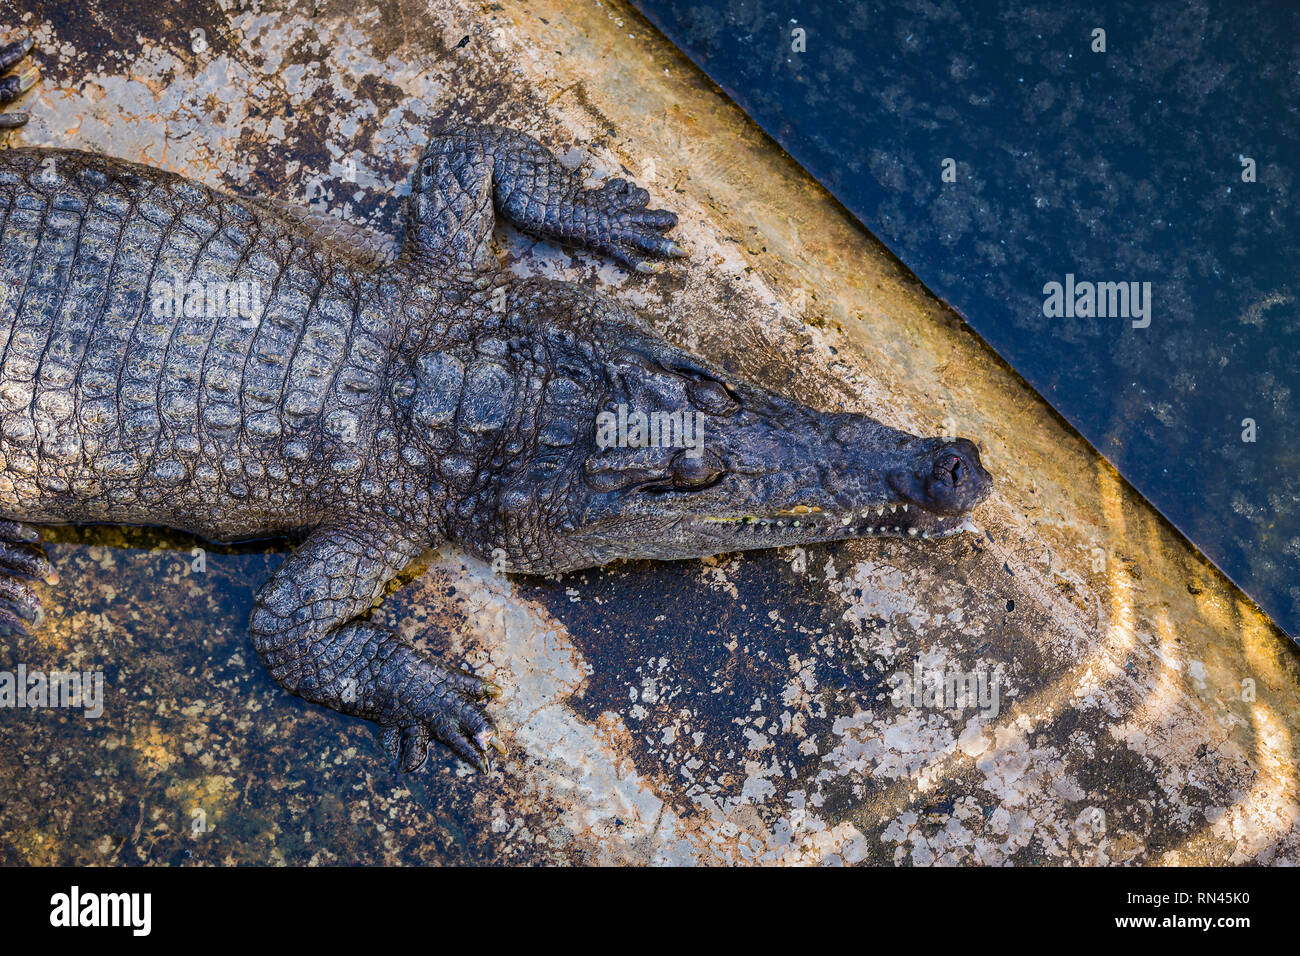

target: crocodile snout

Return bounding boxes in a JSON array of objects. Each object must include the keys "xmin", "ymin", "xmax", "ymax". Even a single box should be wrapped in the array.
[{"xmin": 888, "ymin": 438, "xmax": 992, "ymax": 515}]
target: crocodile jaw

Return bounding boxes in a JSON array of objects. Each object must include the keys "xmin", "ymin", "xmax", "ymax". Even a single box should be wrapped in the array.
[{"xmin": 685, "ymin": 504, "xmax": 981, "ymax": 544}]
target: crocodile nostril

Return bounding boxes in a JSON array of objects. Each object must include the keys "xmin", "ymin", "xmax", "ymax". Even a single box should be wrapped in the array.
[{"xmin": 934, "ymin": 453, "xmax": 965, "ymax": 485}]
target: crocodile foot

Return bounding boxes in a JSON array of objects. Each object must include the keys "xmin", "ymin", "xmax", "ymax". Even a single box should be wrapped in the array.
[
  {"xmin": 378, "ymin": 665, "xmax": 504, "ymax": 773},
  {"xmin": 0, "ymin": 33, "xmax": 37, "ymax": 129},
  {"xmin": 585, "ymin": 176, "xmax": 687, "ymax": 273},
  {"xmin": 0, "ymin": 520, "xmax": 50, "ymax": 636}
]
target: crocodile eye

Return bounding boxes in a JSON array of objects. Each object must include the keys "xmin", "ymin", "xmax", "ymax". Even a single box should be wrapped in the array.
[
  {"xmin": 670, "ymin": 449, "xmax": 724, "ymax": 490},
  {"xmin": 687, "ymin": 378, "xmax": 740, "ymax": 416}
]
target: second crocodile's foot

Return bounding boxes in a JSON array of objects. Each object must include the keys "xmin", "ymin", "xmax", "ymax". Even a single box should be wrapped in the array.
[
  {"xmin": 379, "ymin": 663, "xmax": 505, "ymax": 773},
  {"xmin": 0, "ymin": 33, "xmax": 37, "ymax": 129},
  {"xmin": 0, "ymin": 520, "xmax": 50, "ymax": 636}
]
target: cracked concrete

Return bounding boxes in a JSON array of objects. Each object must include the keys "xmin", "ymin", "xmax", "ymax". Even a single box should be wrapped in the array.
[{"xmin": 0, "ymin": 0, "xmax": 1296, "ymax": 865}]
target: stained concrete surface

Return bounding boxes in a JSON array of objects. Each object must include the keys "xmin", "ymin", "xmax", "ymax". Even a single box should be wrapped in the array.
[{"xmin": 0, "ymin": 0, "xmax": 1296, "ymax": 865}]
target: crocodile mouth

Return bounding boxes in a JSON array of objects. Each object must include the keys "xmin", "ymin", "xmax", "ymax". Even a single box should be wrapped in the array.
[
  {"xmin": 684, "ymin": 501, "xmax": 979, "ymax": 541},
  {"xmin": 676, "ymin": 437, "xmax": 991, "ymax": 546}
]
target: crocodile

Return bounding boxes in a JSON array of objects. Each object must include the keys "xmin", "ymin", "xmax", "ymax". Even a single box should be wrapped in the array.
[{"xmin": 0, "ymin": 39, "xmax": 991, "ymax": 771}]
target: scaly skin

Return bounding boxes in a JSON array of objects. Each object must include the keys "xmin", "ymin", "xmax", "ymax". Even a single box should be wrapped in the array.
[{"xmin": 0, "ymin": 39, "xmax": 992, "ymax": 771}]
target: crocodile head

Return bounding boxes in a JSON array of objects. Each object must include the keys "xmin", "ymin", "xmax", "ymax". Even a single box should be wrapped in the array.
[{"xmin": 476, "ymin": 286, "xmax": 993, "ymax": 574}]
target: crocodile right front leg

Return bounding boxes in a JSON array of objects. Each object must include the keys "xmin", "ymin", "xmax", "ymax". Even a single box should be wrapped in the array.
[{"xmin": 249, "ymin": 521, "xmax": 502, "ymax": 771}]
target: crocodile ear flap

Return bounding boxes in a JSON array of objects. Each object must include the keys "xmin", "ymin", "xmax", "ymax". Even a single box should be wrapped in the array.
[
  {"xmin": 403, "ymin": 140, "xmax": 498, "ymax": 272},
  {"xmin": 584, "ymin": 430, "xmax": 678, "ymax": 492},
  {"xmin": 583, "ymin": 454, "xmax": 672, "ymax": 494}
]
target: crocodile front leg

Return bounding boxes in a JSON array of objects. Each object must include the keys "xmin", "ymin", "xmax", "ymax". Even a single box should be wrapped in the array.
[
  {"xmin": 249, "ymin": 522, "xmax": 501, "ymax": 772},
  {"xmin": 0, "ymin": 33, "xmax": 37, "ymax": 129},
  {"xmin": 0, "ymin": 520, "xmax": 49, "ymax": 636},
  {"xmin": 406, "ymin": 123, "xmax": 687, "ymax": 273}
]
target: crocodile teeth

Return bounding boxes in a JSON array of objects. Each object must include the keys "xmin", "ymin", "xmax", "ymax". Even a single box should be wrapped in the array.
[
  {"xmin": 907, "ymin": 528, "xmax": 917, "ymax": 536},
  {"xmin": 893, "ymin": 526, "xmax": 901, "ymax": 532},
  {"xmin": 890, "ymin": 505, "xmax": 897, "ymax": 513},
  {"xmin": 902, "ymin": 504, "xmax": 908, "ymax": 512},
  {"xmin": 877, "ymin": 506, "xmax": 885, "ymax": 516},
  {"xmin": 841, "ymin": 516, "xmax": 852, "ymax": 525}
]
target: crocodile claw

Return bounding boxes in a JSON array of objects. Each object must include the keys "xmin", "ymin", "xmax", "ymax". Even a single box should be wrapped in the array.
[
  {"xmin": 0, "ymin": 32, "xmax": 37, "ymax": 128},
  {"xmin": 0, "ymin": 520, "xmax": 49, "ymax": 637},
  {"xmin": 608, "ymin": 209, "xmax": 684, "ymax": 273},
  {"xmin": 0, "ymin": 34, "xmax": 33, "ymax": 72},
  {"xmin": 380, "ymin": 665, "xmax": 502, "ymax": 773},
  {"xmin": 583, "ymin": 174, "xmax": 685, "ymax": 273}
]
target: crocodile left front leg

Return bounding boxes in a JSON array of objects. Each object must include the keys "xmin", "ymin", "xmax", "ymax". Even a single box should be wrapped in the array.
[{"xmin": 249, "ymin": 521, "xmax": 501, "ymax": 771}]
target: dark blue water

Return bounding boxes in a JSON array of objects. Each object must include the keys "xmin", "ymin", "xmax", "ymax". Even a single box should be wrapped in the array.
[{"xmin": 632, "ymin": 0, "xmax": 1300, "ymax": 638}]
